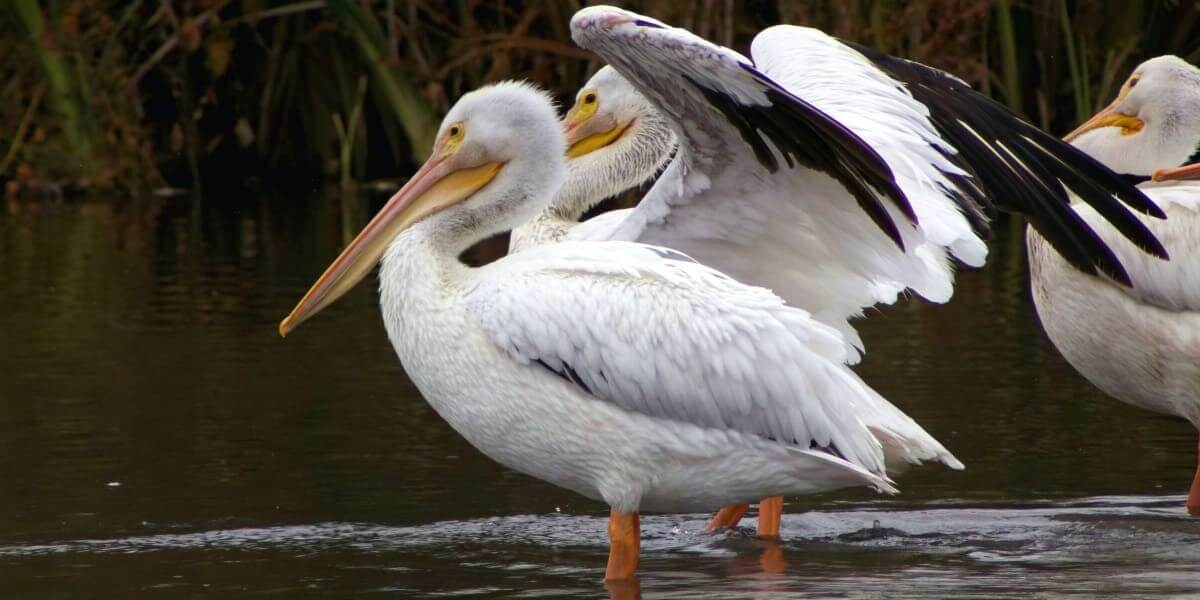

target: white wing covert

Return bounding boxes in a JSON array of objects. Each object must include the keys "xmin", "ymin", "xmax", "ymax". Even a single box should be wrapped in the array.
[
  {"xmin": 1075, "ymin": 182, "xmax": 1200, "ymax": 311},
  {"xmin": 468, "ymin": 240, "xmax": 896, "ymax": 477},
  {"xmin": 569, "ymin": 7, "xmax": 1167, "ymax": 355},
  {"xmin": 571, "ymin": 8, "xmax": 946, "ymax": 354},
  {"xmin": 751, "ymin": 25, "xmax": 990, "ymax": 269}
]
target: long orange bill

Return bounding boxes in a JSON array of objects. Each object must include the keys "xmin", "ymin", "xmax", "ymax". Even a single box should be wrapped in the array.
[
  {"xmin": 1153, "ymin": 163, "xmax": 1200, "ymax": 182},
  {"xmin": 278, "ymin": 153, "xmax": 503, "ymax": 337},
  {"xmin": 1063, "ymin": 97, "xmax": 1144, "ymax": 142}
]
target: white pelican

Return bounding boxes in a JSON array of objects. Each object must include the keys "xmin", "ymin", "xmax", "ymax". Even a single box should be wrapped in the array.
[
  {"xmin": 513, "ymin": 5, "xmax": 1169, "ymax": 535},
  {"xmin": 1029, "ymin": 55, "xmax": 1200, "ymax": 513},
  {"xmin": 279, "ymin": 81, "xmax": 959, "ymax": 581}
]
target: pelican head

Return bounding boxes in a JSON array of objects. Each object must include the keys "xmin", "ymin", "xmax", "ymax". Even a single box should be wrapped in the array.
[
  {"xmin": 555, "ymin": 66, "xmax": 676, "ymax": 217},
  {"xmin": 280, "ymin": 82, "xmax": 566, "ymax": 336},
  {"xmin": 1066, "ymin": 56, "xmax": 1200, "ymax": 178}
]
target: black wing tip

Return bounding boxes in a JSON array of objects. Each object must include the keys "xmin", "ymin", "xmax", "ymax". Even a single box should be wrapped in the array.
[
  {"xmin": 736, "ymin": 64, "xmax": 918, "ymax": 240},
  {"xmin": 1141, "ymin": 193, "xmax": 1168, "ymax": 220},
  {"xmin": 854, "ymin": 43, "xmax": 1174, "ymax": 269},
  {"xmin": 683, "ymin": 72, "xmax": 912, "ymax": 251},
  {"xmin": 1140, "ymin": 235, "xmax": 1171, "ymax": 261},
  {"xmin": 1102, "ymin": 261, "xmax": 1134, "ymax": 287}
]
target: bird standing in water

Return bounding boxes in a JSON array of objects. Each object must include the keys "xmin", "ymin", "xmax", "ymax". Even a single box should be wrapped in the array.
[
  {"xmin": 515, "ymin": 5, "xmax": 1166, "ymax": 534},
  {"xmin": 1030, "ymin": 55, "xmax": 1200, "ymax": 514},
  {"xmin": 279, "ymin": 81, "xmax": 950, "ymax": 581}
]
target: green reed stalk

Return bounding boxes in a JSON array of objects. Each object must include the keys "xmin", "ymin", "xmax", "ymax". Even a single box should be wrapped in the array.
[
  {"xmin": 994, "ymin": 0, "xmax": 1023, "ymax": 115},
  {"xmin": 332, "ymin": 76, "xmax": 369, "ymax": 190},
  {"xmin": 9, "ymin": 0, "xmax": 93, "ymax": 161},
  {"xmin": 329, "ymin": 0, "xmax": 437, "ymax": 160},
  {"xmin": 1057, "ymin": 0, "xmax": 1090, "ymax": 123}
]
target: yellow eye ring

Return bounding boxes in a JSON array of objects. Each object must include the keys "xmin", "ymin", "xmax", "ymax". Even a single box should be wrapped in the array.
[{"xmin": 441, "ymin": 122, "xmax": 466, "ymax": 157}]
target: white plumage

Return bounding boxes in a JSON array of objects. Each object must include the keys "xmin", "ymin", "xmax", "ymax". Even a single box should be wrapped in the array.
[
  {"xmin": 281, "ymin": 79, "xmax": 957, "ymax": 580},
  {"xmin": 751, "ymin": 26, "xmax": 989, "ymax": 270},
  {"xmin": 471, "ymin": 240, "xmax": 959, "ymax": 480},
  {"xmin": 507, "ymin": 5, "xmax": 1164, "ymax": 535},
  {"xmin": 519, "ymin": 6, "xmax": 1162, "ymax": 366},
  {"xmin": 1030, "ymin": 182, "xmax": 1200, "ymax": 420},
  {"xmin": 568, "ymin": 11, "xmax": 960, "ymax": 352},
  {"xmin": 1027, "ymin": 55, "xmax": 1200, "ymax": 513}
]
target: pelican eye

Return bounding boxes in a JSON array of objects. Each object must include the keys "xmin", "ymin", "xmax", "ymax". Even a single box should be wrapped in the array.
[
  {"xmin": 441, "ymin": 122, "xmax": 466, "ymax": 156},
  {"xmin": 570, "ymin": 89, "xmax": 600, "ymax": 123},
  {"xmin": 1128, "ymin": 75, "xmax": 1140, "ymax": 89}
]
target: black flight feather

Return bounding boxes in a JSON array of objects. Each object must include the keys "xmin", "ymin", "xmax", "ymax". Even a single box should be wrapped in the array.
[
  {"xmin": 846, "ymin": 41, "xmax": 1169, "ymax": 284},
  {"xmin": 681, "ymin": 68, "xmax": 915, "ymax": 250}
]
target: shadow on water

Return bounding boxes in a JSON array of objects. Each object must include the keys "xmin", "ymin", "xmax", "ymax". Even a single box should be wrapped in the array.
[{"xmin": 1, "ymin": 190, "xmax": 1198, "ymax": 597}]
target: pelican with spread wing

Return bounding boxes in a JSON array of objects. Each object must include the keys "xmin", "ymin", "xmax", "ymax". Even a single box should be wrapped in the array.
[
  {"xmin": 1030, "ymin": 56, "xmax": 1200, "ymax": 514},
  {"xmin": 513, "ymin": 5, "xmax": 1168, "ymax": 535},
  {"xmin": 280, "ymin": 82, "xmax": 958, "ymax": 581}
]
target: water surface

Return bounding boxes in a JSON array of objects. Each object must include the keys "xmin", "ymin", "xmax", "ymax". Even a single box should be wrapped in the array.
[{"xmin": 1, "ymin": 192, "xmax": 1197, "ymax": 597}]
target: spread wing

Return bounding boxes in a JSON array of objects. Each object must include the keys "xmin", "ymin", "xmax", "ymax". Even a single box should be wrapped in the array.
[
  {"xmin": 469, "ymin": 240, "xmax": 959, "ymax": 477},
  {"xmin": 569, "ymin": 7, "xmax": 1166, "ymax": 355}
]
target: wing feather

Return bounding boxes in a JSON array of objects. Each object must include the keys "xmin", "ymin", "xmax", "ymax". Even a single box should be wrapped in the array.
[
  {"xmin": 469, "ymin": 241, "xmax": 949, "ymax": 477},
  {"xmin": 571, "ymin": 7, "xmax": 951, "ymax": 355},
  {"xmin": 569, "ymin": 8, "xmax": 1167, "ymax": 349},
  {"xmin": 1071, "ymin": 182, "xmax": 1200, "ymax": 311},
  {"xmin": 475, "ymin": 241, "xmax": 961, "ymax": 473},
  {"xmin": 843, "ymin": 41, "xmax": 1168, "ymax": 284}
]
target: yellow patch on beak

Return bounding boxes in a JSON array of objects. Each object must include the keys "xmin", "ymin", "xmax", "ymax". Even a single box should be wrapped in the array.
[
  {"xmin": 1093, "ymin": 114, "xmax": 1143, "ymax": 136},
  {"xmin": 1064, "ymin": 110, "xmax": 1145, "ymax": 142},
  {"xmin": 566, "ymin": 121, "xmax": 633, "ymax": 158},
  {"xmin": 1063, "ymin": 75, "xmax": 1144, "ymax": 142}
]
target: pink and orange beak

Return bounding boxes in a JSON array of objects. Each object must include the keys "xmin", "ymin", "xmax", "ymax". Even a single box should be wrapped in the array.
[
  {"xmin": 1063, "ymin": 97, "xmax": 1144, "ymax": 143},
  {"xmin": 278, "ymin": 140, "xmax": 503, "ymax": 337},
  {"xmin": 1153, "ymin": 163, "xmax": 1200, "ymax": 182}
]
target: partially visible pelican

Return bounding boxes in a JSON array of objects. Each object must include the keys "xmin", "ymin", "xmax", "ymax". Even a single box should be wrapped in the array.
[
  {"xmin": 1029, "ymin": 55, "xmax": 1200, "ymax": 513},
  {"xmin": 279, "ymin": 82, "xmax": 955, "ymax": 581},
  {"xmin": 514, "ymin": 5, "xmax": 1169, "ymax": 535}
]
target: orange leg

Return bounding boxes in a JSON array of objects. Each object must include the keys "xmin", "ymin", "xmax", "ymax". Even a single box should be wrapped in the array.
[
  {"xmin": 1188, "ymin": 439, "xmax": 1200, "ymax": 516},
  {"xmin": 706, "ymin": 503, "xmax": 750, "ymax": 532},
  {"xmin": 606, "ymin": 509, "xmax": 640, "ymax": 581},
  {"xmin": 757, "ymin": 496, "xmax": 783, "ymax": 538}
]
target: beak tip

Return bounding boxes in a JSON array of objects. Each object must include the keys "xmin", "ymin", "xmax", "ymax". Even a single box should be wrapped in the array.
[{"xmin": 278, "ymin": 318, "xmax": 293, "ymax": 338}]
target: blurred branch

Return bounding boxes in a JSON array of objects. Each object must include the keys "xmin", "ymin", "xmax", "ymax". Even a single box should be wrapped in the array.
[
  {"xmin": 223, "ymin": 1, "xmax": 329, "ymax": 27},
  {"xmin": 129, "ymin": 11, "xmax": 216, "ymax": 90},
  {"xmin": 436, "ymin": 37, "xmax": 596, "ymax": 79},
  {"xmin": 131, "ymin": 1, "xmax": 325, "ymax": 90}
]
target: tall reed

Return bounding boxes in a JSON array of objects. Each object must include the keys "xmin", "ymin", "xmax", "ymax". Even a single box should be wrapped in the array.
[{"xmin": 1, "ymin": 0, "xmax": 1197, "ymax": 195}]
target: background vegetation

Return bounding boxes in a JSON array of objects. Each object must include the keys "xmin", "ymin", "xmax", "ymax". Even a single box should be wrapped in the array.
[{"xmin": 3, "ymin": 0, "xmax": 1200, "ymax": 198}]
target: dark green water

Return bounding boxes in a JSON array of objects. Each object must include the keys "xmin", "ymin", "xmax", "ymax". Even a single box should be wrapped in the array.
[{"xmin": 1, "ymin": 191, "xmax": 1198, "ymax": 598}]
